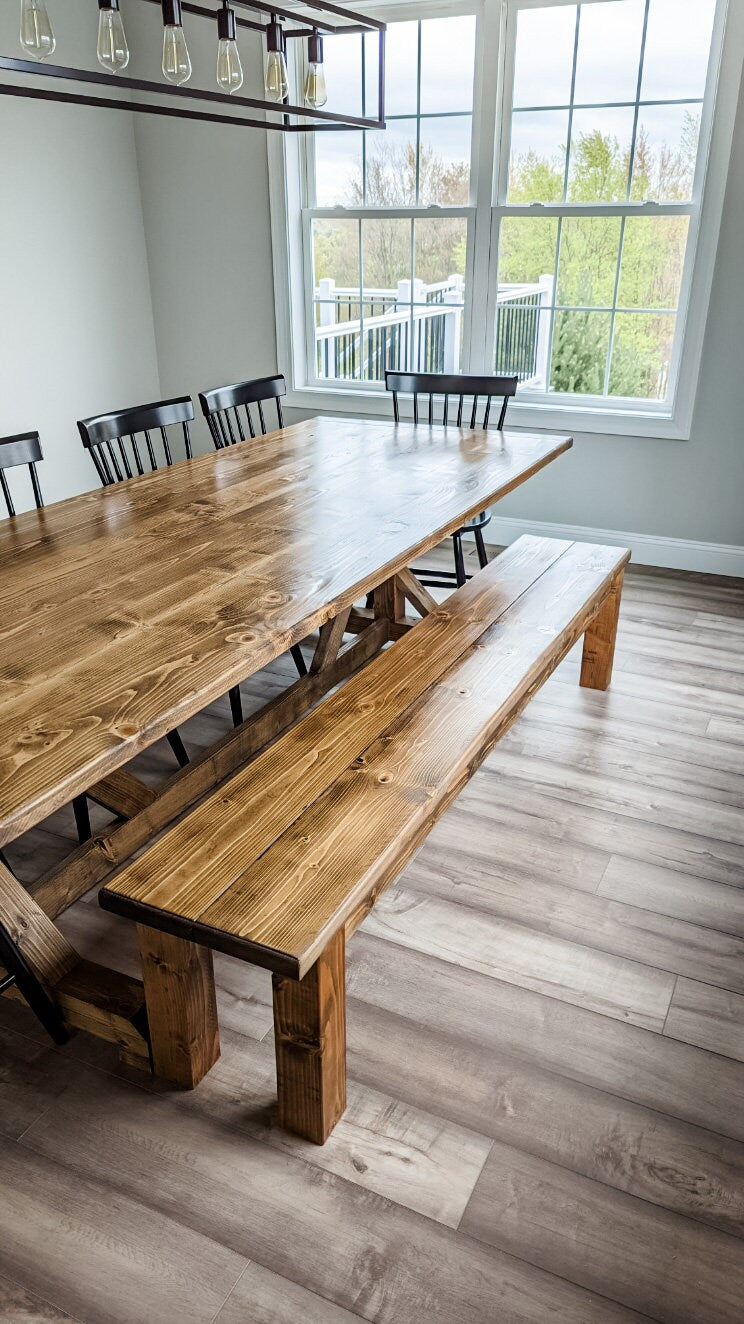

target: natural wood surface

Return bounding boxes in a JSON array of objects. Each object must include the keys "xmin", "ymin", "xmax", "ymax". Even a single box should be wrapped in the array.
[
  {"xmin": 0, "ymin": 861, "xmax": 78, "ymax": 991},
  {"xmin": 86, "ymin": 768, "xmax": 157, "ymax": 819},
  {"xmin": 31, "ymin": 618, "xmax": 389, "ymax": 919},
  {"xmin": 100, "ymin": 538, "xmax": 578, "ymax": 933},
  {"xmin": 580, "ymin": 567, "xmax": 623, "ymax": 689},
  {"xmin": 137, "ymin": 926, "xmax": 220, "ymax": 1088},
  {"xmin": 101, "ymin": 537, "xmax": 629, "ymax": 980},
  {"xmin": 273, "ymin": 929, "xmax": 346, "ymax": 1144},
  {"xmin": 0, "ymin": 418, "xmax": 571, "ymax": 845},
  {"xmin": 0, "ymin": 553, "xmax": 743, "ymax": 1322}
]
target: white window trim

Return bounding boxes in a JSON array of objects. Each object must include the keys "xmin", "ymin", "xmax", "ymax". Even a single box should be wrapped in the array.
[{"xmin": 268, "ymin": 0, "xmax": 743, "ymax": 439}]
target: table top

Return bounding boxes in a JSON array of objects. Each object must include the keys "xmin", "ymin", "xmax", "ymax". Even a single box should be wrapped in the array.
[{"xmin": 0, "ymin": 415, "xmax": 571, "ymax": 844}]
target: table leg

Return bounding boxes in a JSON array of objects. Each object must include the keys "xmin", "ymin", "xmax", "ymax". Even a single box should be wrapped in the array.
[
  {"xmin": 136, "ymin": 925, "xmax": 220, "ymax": 1088},
  {"xmin": 272, "ymin": 929, "xmax": 346, "ymax": 1144},
  {"xmin": 373, "ymin": 575, "xmax": 406, "ymax": 627},
  {"xmin": 580, "ymin": 570, "xmax": 624, "ymax": 691}
]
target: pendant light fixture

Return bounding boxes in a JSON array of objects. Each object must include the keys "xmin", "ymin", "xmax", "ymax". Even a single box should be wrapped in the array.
[
  {"xmin": 216, "ymin": 1, "xmax": 243, "ymax": 95},
  {"xmin": 19, "ymin": 0, "xmax": 55, "ymax": 62},
  {"xmin": 304, "ymin": 29, "xmax": 327, "ymax": 108},
  {"xmin": 97, "ymin": 0, "xmax": 129, "ymax": 74},
  {"xmin": 161, "ymin": 0, "xmax": 192, "ymax": 86},
  {"xmin": 4, "ymin": 1, "xmax": 385, "ymax": 135},
  {"xmin": 264, "ymin": 13, "xmax": 288, "ymax": 103}
]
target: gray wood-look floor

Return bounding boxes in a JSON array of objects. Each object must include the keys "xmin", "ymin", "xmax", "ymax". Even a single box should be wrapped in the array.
[{"xmin": 1, "ymin": 544, "xmax": 743, "ymax": 1324}]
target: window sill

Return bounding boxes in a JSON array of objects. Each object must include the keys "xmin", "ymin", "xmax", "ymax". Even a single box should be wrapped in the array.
[{"xmin": 284, "ymin": 384, "xmax": 691, "ymax": 441}]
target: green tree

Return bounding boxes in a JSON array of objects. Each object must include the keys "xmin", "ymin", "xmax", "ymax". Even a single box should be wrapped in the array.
[
  {"xmin": 314, "ymin": 111, "xmax": 695, "ymax": 397},
  {"xmin": 503, "ymin": 118, "xmax": 696, "ymax": 396}
]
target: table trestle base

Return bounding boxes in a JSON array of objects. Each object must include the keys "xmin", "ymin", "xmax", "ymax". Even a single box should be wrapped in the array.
[{"xmin": 0, "ymin": 579, "xmax": 417, "ymax": 1060}]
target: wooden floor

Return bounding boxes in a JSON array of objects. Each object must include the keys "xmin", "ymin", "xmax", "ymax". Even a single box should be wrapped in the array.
[{"xmin": 1, "ymin": 545, "xmax": 743, "ymax": 1324}]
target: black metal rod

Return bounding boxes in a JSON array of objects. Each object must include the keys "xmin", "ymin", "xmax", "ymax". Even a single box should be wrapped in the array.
[
  {"xmin": 0, "ymin": 80, "xmax": 286, "ymax": 128},
  {"xmin": 0, "ymin": 54, "xmax": 384, "ymax": 128},
  {"xmin": 140, "ymin": 0, "xmax": 266, "ymax": 32},
  {"xmin": 139, "ymin": 0, "xmax": 382, "ymax": 36},
  {"xmin": 231, "ymin": 0, "xmax": 385, "ymax": 33}
]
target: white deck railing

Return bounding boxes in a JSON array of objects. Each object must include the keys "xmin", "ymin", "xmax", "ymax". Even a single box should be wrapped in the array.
[{"xmin": 314, "ymin": 275, "xmax": 554, "ymax": 385}]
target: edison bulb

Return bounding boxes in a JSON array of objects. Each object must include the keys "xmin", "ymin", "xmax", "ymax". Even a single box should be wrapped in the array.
[
  {"xmin": 162, "ymin": 22, "xmax": 192, "ymax": 85},
  {"xmin": 304, "ymin": 62, "xmax": 327, "ymax": 108},
  {"xmin": 265, "ymin": 48, "xmax": 288, "ymax": 102},
  {"xmin": 304, "ymin": 32, "xmax": 327, "ymax": 109},
  {"xmin": 97, "ymin": 1, "xmax": 129, "ymax": 74},
  {"xmin": 20, "ymin": 0, "xmax": 55, "ymax": 61},
  {"xmin": 217, "ymin": 39, "xmax": 243, "ymax": 94},
  {"xmin": 216, "ymin": 3, "xmax": 243, "ymax": 95}
]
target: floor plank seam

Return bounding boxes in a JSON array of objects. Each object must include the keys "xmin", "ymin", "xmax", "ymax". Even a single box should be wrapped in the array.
[
  {"xmin": 15, "ymin": 1100, "xmax": 674, "ymax": 1324},
  {"xmin": 346, "ymin": 974, "xmax": 744, "ymax": 1149},
  {"xmin": 393, "ymin": 872, "xmax": 744, "ymax": 989}
]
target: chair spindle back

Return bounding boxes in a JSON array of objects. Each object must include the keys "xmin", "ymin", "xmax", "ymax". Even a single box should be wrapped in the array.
[
  {"xmin": 77, "ymin": 397, "xmax": 195, "ymax": 487},
  {"xmin": 0, "ymin": 432, "xmax": 44, "ymax": 516},
  {"xmin": 198, "ymin": 376, "xmax": 286, "ymax": 450},
  {"xmin": 385, "ymin": 372, "xmax": 518, "ymax": 430}
]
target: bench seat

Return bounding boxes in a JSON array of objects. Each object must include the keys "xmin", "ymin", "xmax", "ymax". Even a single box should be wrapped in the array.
[{"xmin": 101, "ymin": 534, "xmax": 629, "ymax": 1140}]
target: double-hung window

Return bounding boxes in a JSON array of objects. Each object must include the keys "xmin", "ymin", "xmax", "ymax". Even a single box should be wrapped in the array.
[
  {"xmin": 305, "ymin": 9, "xmax": 477, "ymax": 385},
  {"xmin": 272, "ymin": 0, "xmax": 739, "ymax": 437}
]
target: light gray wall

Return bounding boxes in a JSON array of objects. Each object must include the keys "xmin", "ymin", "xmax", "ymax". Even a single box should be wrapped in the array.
[
  {"xmin": 0, "ymin": 2, "xmax": 161, "ymax": 509},
  {"xmin": 131, "ymin": 4, "xmax": 277, "ymax": 455}
]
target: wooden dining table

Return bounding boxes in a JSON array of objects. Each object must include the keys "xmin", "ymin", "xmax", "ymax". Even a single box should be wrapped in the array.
[{"xmin": 0, "ymin": 414, "xmax": 572, "ymax": 1060}]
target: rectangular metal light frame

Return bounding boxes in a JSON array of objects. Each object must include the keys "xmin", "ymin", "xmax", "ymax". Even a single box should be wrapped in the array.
[{"xmin": 0, "ymin": 0, "xmax": 386, "ymax": 132}]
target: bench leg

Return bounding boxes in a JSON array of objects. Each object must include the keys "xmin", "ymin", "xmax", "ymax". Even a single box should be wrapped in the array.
[
  {"xmin": 272, "ymin": 929, "xmax": 346, "ymax": 1144},
  {"xmin": 581, "ymin": 570, "xmax": 624, "ymax": 691},
  {"xmin": 136, "ymin": 925, "xmax": 220, "ymax": 1089}
]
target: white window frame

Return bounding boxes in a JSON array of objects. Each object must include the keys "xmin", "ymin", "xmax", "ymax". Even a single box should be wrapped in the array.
[{"xmin": 269, "ymin": 0, "xmax": 743, "ymax": 438}]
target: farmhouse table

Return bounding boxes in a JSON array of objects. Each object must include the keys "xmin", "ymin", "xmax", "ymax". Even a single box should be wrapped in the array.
[{"xmin": 0, "ymin": 415, "xmax": 572, "ymax": 1061}]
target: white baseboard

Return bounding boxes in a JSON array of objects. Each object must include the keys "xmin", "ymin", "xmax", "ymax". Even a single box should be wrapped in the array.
[{"xmin": 479, "ymin": 516, "xmax": 744, "ymax": 578}]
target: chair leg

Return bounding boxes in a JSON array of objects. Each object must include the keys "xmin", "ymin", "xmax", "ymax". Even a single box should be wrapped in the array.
[
  {"xmin": 474, "ymin": 526, "xmax": 489, "ymax": 570},
  {"xmin": 228, "ymin": 685, "xmax": 244, "ymax": 728},
  {"xmin": 72, "ymin": 795, "xmax": 92, "ymax": 844},
  {"xmin": 166, "ymin": 729, "xmax": 190, "ymax": 768},
  {"xmin": 0, "ymin": 920, "xmax": 70, "ymax": 1046},
  {"xmin": 453, "ymin": 533, "xmax": 467, "ymax": 588},
  {"xmin": 290, "ymin": 644, "xmax": 308, "ymax": 678}
]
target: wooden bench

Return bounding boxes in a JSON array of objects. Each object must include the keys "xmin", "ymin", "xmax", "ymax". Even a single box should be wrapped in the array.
[{"xmin": 100, "ymin": 535, "xmax": 630, "ymax": 1143}]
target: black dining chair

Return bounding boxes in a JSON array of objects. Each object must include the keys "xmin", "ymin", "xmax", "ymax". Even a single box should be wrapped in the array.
[
  {"xmin": 385, "ymin": 371, "xmax": 519, "ymax": 589},
  {"xmin": 198, "ymin": 374, "xmax": 307, "ymax": 694},
  {"xmin": 198, "ymin": 375, "xmax": 286, "ymax": 449},
  {"xmin": 0, "ymin": 432, "xmax": 97, "ymax": 844},
  {"xmin": 0, "ymin": 431, "xmax": 44, "ymax": 516},
  {"xmin": 77, "ymin": 398, "xmax": 197, "ymax": 764},
  {"xmin": 77, "ymin": 396, "xmax": 194, "ymax": 488}
]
